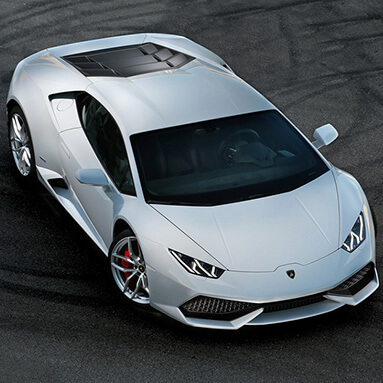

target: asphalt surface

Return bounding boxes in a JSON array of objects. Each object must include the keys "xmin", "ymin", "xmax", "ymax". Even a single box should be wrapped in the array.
[{"xmin": 0, "ymin": 1, "xmax": 382, "ymax": 382}]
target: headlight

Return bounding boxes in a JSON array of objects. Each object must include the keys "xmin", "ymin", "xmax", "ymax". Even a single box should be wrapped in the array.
[
  {"xmin": 169, "ymin": 249, "xmax": 225, "ymax": 279},
  {"xmin": 342, "ymin": 212, "xmax": 366, "ymax": 252}
]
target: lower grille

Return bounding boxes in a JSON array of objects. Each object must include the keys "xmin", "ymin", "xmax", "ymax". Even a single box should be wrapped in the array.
[
  {"xmin": 327, "ymin": 262, "xmax": 374, "ymax": 296},
  {"xmin": 262, "ymin": 294, "xmax": 325, "ymax": 313},
  {"xmin": 180, "ymin": 296, "xmax": 259, "ymax": 321},
  {"xmin": 181, "ymin": 293, "xmax": 325, "ymax": 321}
]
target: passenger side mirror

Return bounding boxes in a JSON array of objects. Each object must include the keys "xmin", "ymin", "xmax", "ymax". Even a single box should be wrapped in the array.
[
  {"xmin": 312, "ymin": 124, "xmax": 338, "ymax": 149},
  {"xmin": 75, "ymin": 169, "xmax": 109, "ymax": 186}
]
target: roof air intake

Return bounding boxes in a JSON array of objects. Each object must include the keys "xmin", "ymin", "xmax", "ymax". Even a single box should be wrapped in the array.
[{"xmin": 62, "ymin": 43, "xmax": 194, "ymax": 77}]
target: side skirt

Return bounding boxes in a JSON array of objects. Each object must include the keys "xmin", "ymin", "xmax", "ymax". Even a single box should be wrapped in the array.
[{"xmin": 36, "ymin": 165, "xmax": 108, "ymax": 255}]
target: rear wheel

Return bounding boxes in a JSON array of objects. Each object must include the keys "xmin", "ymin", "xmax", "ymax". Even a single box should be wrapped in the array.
[
  {"xmin": 109, "ymin": 230, "xmax": 150, "ymax": 305},
  {"xmin": 8, "ymin": 106, "xmax": 36, "ymax": 183}
]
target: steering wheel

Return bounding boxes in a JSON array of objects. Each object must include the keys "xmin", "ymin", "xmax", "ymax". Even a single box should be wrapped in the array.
[{"xmin": 219, "ymin": 129, "xmax": 260, "ymax": 166}]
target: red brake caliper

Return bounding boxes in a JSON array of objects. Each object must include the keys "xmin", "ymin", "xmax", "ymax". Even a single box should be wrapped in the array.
[{"xmin": 121, "ymin": 247, "xmax": 131, "ymax": 280}]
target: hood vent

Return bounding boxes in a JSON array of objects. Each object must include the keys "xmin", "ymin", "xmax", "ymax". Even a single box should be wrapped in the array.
[{"xmin": 62, "ymin": 43, "xmax": 194, "ymax": 77}]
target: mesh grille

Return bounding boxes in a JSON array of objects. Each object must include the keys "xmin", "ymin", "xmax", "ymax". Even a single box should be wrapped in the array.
[
  {"xmin": 182, "ymin": 296, "xmax": 257, "ymax": 315},
  {"xmin": 180, "ymin": 296, "xmax": 259, "ymax": 320},
  {"xmin": 263, "ymin": 294, "xmax": 324, "ymax": 313},
  {"xmin": 328, "ymin": 262, "xmax": 374, "ymax": 296},
  {"xmin": 336, "ymin": 263, "xmax": 372, "ymax": 290}
]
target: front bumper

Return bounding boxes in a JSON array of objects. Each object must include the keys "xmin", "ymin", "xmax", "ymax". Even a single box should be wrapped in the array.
[
  {"xmin": 141, "ymin": 231, "xmax": 378, "ymax": 329},
  {"xmin": 170, "ymin": 263, "xmax": 378, "ymax": 330},
  {"xmin": 181, "ymin": 262, "xmax": 375, "ymax": 321}
]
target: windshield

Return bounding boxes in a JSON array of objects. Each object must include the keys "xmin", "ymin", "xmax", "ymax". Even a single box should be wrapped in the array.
[{"xmin": 131, "ymin": 110, "xmax": 329, "ymax": 206}]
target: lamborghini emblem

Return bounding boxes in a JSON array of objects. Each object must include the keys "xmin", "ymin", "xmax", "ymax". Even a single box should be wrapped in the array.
[{"xmin": 286, "ymin": 270, "xmax": 295, "ymax": 279}]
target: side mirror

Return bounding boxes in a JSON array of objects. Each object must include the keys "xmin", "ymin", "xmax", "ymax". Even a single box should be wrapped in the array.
[
  {"xmin": 75, "ymin": 169, "xmax": 109, "ymax": 186},
  {"xmin": 312, "ymin": 124, "xmax": 338, "ymax": 149}
]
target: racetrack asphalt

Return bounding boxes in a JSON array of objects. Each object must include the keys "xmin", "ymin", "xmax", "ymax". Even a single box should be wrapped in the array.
[{"xmin": 0, "ymin": 1, "xmax": 382, "ymax": 382}]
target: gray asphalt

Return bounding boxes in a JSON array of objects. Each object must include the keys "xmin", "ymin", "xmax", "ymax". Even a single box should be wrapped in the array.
[{"xmin": 0, "ymin": 1, "xmax": 382, "ymax": 382}]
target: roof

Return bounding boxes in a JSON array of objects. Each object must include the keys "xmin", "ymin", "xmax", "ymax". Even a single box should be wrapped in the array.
[
  {"xmin": 20, "ymin": 34, "xmax": 276, "ymax": 136},
  {"xmin": 86, "ymin": 63, "xmax": 275, "ymax": 137}
]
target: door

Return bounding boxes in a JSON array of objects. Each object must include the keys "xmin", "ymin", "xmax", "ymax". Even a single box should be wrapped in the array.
[{"xmin": 59, "ymin": 94, "xmax": 135, "ymax": 248}]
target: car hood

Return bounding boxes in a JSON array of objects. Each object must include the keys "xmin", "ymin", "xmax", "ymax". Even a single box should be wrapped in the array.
[{"xmin": 151, "ymin": 171, "xmax": 340, "ymax": 272}]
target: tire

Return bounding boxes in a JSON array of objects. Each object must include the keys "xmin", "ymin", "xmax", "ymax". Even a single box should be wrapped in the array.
[
  {"xmin": 109, "ymin": 229, "xmax": 150, "ymax": 305},
  {"xmin": 8, "ymin": 105, "xmax": 36, "ymax": 183}
]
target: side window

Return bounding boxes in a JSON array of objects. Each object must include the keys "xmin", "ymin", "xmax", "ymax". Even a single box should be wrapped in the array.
[{"xmin": 77, "ymin": 94, "xmax": 135, "ymax": 195}]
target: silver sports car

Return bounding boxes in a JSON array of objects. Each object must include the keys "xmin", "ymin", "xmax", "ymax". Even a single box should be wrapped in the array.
[{"xmin": 7, "ymin": 33, "xmax": 378, "ymax": 329}]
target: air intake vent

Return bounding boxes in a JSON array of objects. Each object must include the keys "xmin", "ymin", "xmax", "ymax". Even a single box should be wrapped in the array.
[
  {"xmin": 62, "ymin": 43, "xmax": 194, "ymax": 77},
  {"xmin": 327, "ymin": 263, "xmax": 374, "ymax": 297},
  {"xmin": 180, "ymin": 296, "xmax": 260, "ymax": 321},
  {"xmin": 48, "ymin": 178, "xmax": 68, "ymax": 189}
]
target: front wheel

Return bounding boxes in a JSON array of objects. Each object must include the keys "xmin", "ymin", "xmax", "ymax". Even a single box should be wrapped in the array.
[{"xmin": 109, "ymin": 230, "xmax": 150, "ymax": 305}]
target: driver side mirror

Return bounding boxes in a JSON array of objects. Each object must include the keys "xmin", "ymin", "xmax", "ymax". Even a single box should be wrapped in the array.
[
  {"xmin": 312, "ymin": 124, "xmax": 338, "ymax": 149},
  {"xmin": 75, "ymin": 169, "xmax": 109, "ymax": 186}
]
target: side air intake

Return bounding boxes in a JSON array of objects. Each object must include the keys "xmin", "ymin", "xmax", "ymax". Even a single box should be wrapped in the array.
[{"xmin": 62, "ymin": 43, "xmax": 194, "ymax": 77}]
